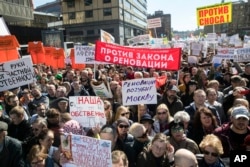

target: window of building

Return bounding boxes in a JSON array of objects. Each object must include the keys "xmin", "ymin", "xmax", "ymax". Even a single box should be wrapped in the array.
[
  {"xmin": 103, "ymin": 28, "xmax": 114, "ymax": 33},
  {"xmin": 84, "ymin": 0, "xmax": 92, "ymax": 6},
  {"xmin": 87, "ymin": 30, "xmax": 95, "ymax": 35},
  {"xmin": 103, "ymin": 8, "xmax": 112, "ymax": 16},
  {"xmin": 68, "ymin": 12, "xmax": 76, "ymax": 19},
  {"xmin": 69, "ymin": 31, "xmax": 84, "ymax": 36},
  {"xmin": 103, "ymin": 0, "xmax": 111, "ymax": 3},
  {"xmin": 85, "ymin": 10, "xmax": 93, "ymax": 18},
  {"xmin": 67, "ymin": 1, "xmax": 75, "ymax": 8}
]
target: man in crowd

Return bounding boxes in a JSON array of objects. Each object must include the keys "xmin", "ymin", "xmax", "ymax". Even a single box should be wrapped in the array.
[
  {"xmin": 214, "ymin": 106, "xmax": 250, "ymax": 157},
  {"xmin": 174, "ymin": 148, "xmax": 198, "ymax": 167},
  {"xmin": 0, "ymin": 121, "xmax": 25, "ymax": 167}
]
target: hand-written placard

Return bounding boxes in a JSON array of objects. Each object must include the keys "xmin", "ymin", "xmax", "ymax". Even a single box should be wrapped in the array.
[
  {"xmin": 69, "ymin": 96, "xmax": 106, "ymax": 128},
  {"xmin": 122, "ymin": 78, "xmax": 157, "ymax": 105},
  {"xmin": 61, "ymin": 133, "xmax": 112, "ymax": 167},
  {"xmin": 74, "ymin": 45, "xmax": 95, "ymax": 64},
  {"xmin": 0, "ymin": 57, "xmax": 36, "ymax": 91}
]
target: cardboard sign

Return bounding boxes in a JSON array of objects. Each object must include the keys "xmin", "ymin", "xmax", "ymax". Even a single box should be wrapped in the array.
[
  {"xmin": 122, "ymin": 78, "xmax": 157, "ymax": 105},
  {"xmin": 61, "ymin": 134, "xmax": 112, "ymax": 167},
  {"xmin": 147, "ymin": 17, "xmax": 162, "ymax": 29},
  {"xmin": 0, "ymin": 57, "xmax": 36, "ymax": 91},
  {"xmin": 69, "ymin": 96, "xmax": 106, "ymax": 128},
  {"xmin": 95, "ymin": 41, "xmax": 181, "ymax": 70},
  {"xmin": 74, "ymin": 45, "xmax": 95, "ymax": 64}
]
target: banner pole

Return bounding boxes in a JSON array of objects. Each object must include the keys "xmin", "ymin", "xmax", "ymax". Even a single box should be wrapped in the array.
[{"xmin": 154, "ymin": 28, "xmax": 158, "ymax": 38}]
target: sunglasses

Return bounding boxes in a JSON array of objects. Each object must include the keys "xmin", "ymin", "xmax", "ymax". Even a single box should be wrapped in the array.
[
  {"xmin": 118, "ymin": 124, "xmax": 129, "ymax": 129},
  {"xmin": 121, "ymin": 112, "xmax": 130, "ymax": 116},
  {"xmin": 157, "ymin": 112, "xmax": 166, "ymax": 115},
  {"xmin": 203, "ymin": 150, "xmax": 219, "ymax": 157}
]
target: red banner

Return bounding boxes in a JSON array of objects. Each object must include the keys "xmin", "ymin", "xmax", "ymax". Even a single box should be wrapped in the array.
[{"xmin": 95, "ymin": 41, "xmax": 181, "ymax": 70}]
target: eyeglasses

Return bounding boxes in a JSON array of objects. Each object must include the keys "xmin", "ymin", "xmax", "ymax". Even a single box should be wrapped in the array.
[
  {"xmin": 121, "ymin": 112, "xmax": 130, "ymax": 116},
  {"xmin": 157, "ymin": 112, "xmax": 166, "ymax": 115},
  {"xmin": 118, "ymin": 124, "xmax": 129, "ymax": 129},
  {"xmin": 203, "ymin": 150, "xmax": 219, "ymax": 157}
]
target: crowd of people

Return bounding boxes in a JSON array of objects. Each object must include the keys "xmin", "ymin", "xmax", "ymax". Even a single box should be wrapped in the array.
[{"xmin": 1, "ymin": 58, "xmax": 250, "ymax": 167}]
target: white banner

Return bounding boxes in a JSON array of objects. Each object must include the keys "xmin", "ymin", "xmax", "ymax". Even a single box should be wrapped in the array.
[
  {"xmin": 61, "ymin": 134, "xmax": 112, "ymax": 167},
  {"xmin": 127, "ymin": 34, "xmax": 150, "ymax": 46},
  {"xmin": 0, "ymin": 57, "xmax": 36, "ymax": 91},
  {"xmin": 90, "ymin": 81, "xmax": 113, "ymax": 98},
  {"xmin": 234, "ymin": 48, "xmax": 250, "ymax": 62},
  {"xmin": 69, "ymin": 96, "xmax": 106, "ymax": 128},
  {"xmin": 74, "ymin": 45, "xmax": 95, "ymax": 64},
  {"xmin": 122, "ymin": 78, "xmax": 157, "ymax": 105}
]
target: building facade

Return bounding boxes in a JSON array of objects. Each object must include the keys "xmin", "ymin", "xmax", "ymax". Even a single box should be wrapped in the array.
[
  {"xmin": 0, "ymin": 0, "xmax": 33, "ymax": 22},
  {"xmin": 61, "ymin": 0, "xmax": 147, "ymax": 45},
  {"xmin": 204, "ymin": 0, "xmax": 250, "ymax": 36}
]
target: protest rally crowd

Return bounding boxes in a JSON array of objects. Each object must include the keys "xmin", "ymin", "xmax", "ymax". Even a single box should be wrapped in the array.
[{"xmin": 1, "ymin": 44, "xmax": 250, "ymax": 167}]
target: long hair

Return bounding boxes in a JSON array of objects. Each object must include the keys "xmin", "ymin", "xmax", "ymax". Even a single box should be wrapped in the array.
[{"xmin": 193, "ymin": 107, "xmax": 218, "ymax": 129}]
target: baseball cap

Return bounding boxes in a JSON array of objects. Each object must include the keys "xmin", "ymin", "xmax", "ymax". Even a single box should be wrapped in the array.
[
  {"xmin": 167, "ymin": 85, "xmax": 179, "ymax": 92},
  {"xmin": 231, "ymin": 106, "xmax": 250, "ymax": 120}
]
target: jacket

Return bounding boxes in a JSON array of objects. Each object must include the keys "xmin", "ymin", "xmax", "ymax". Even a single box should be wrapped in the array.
[
  {"xmin": 0, "ymin": 136, "xmax": 25, "ymax": 167},
  {"xmin": 213, "ymin": 123, "xmax": 250, "ymax": 157}
]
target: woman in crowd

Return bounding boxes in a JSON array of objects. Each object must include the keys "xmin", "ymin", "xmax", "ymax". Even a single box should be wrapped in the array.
[
  {"xmin": 104, "ymin": 100, "xmax": 114, "ymax": 125},
  {"xmin": 38, "ymin": 129, "xmax": 60, "ymax": 166},
  {"xmin": 205, "ymin": 88, "xmax": 226, "ymax": 124},
  {"xmin": 114, "ymin": 105, "xmax": 133, "ymax": 125},
  {"xmin": 27, "ymin": 145, "xmax": 54, "ymax": 167},
  {"xmin": 173, "ymin": 111, "xmax": 190, "ymax": 135},
  {"xmin": 115, "ymin": 117, "xmax": 134, "ymax": 144},
  {"xmin": 198, "ymin": 134, "xmax": 225, "ymax": 167},
  {"xmin": 140, "ymin": 113, "xmax": 156, "ymax": 137},
  {"xmin": 167, "ymin": 121, "xmax": 200, "ymax": 155},
  {"xmin": 180, "ymin": 80, "xmax": 197, "ymax": 107},
  {"xmin": 136, "ymin": 133, "xmax": 174, "ymax": 167},
  {"xmin": 46, "ymin": 108, "xmax": 61, "ymax": 147},
  {"xmin": 153, "ymin": 103, "xmax": 173, "ymax": 134},
  {"xmin": 178, "ymin": 73, "xmax": 191, "ymax": 95},
  {"xmin": 136, "ymin": 104, "xmax": 148, "ymax": 122},
  {"xmin": 188, "ymin": 107, "xmax": 219, "ymax": 145},
  {"xmin": 112, "ymin": 150, "xmax": 129, "ymax": 167}
]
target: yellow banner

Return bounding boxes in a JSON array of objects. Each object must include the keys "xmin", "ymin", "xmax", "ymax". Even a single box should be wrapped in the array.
[{"xmin": 196, "ymin": 2, "xmax": 232, "ymax": 26}]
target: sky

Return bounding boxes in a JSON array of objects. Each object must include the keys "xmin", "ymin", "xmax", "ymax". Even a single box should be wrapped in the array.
[{"xmin": 33, "ymin": 0, "xmax": 245, "ymax": 31}]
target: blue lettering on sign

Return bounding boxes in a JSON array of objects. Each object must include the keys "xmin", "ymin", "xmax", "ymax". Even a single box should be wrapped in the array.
[{"xmin": 126, "ymin": 94, "xmax": 154, "ymax": 103}]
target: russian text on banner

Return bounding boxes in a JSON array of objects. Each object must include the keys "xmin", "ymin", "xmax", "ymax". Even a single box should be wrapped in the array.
[
  {"xmin": 95, "ymin": 41, "xmax": 181, "ymax": 70},
  {"xmin": 0, "ymin": 57, "xmax": 36, "ymax": 91}
]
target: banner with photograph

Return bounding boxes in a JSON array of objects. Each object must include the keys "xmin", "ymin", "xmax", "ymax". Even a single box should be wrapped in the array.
[
  {"xmin": 0, "ymin": 57, "xmax": 36, "ymax": 91},
  {"xmin": 122, "ymin": 78, "xmax": 157, "ymax": 106},
  {"xmin": 100, "ymin": 30, "xmax": 115, "ymax": 43},
  {"xmin": 69, "ymin": 96, "xmax": 106, "ymax": 128},
  {"xmin": 95, "ymin": 40, "xmax": 181, "ymax": 70},
  {"xmin": 90, "ymin": 80, "xmax": 113, "ymax": 98},
  {"xmin": 61, "ymin": 134, "xmax": 112, "ymax": 167}
]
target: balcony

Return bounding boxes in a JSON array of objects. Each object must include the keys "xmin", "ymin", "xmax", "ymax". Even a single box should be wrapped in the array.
[{"xmin": 0, "ymin": 1, "xmax": 33, "ymax": 22}]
